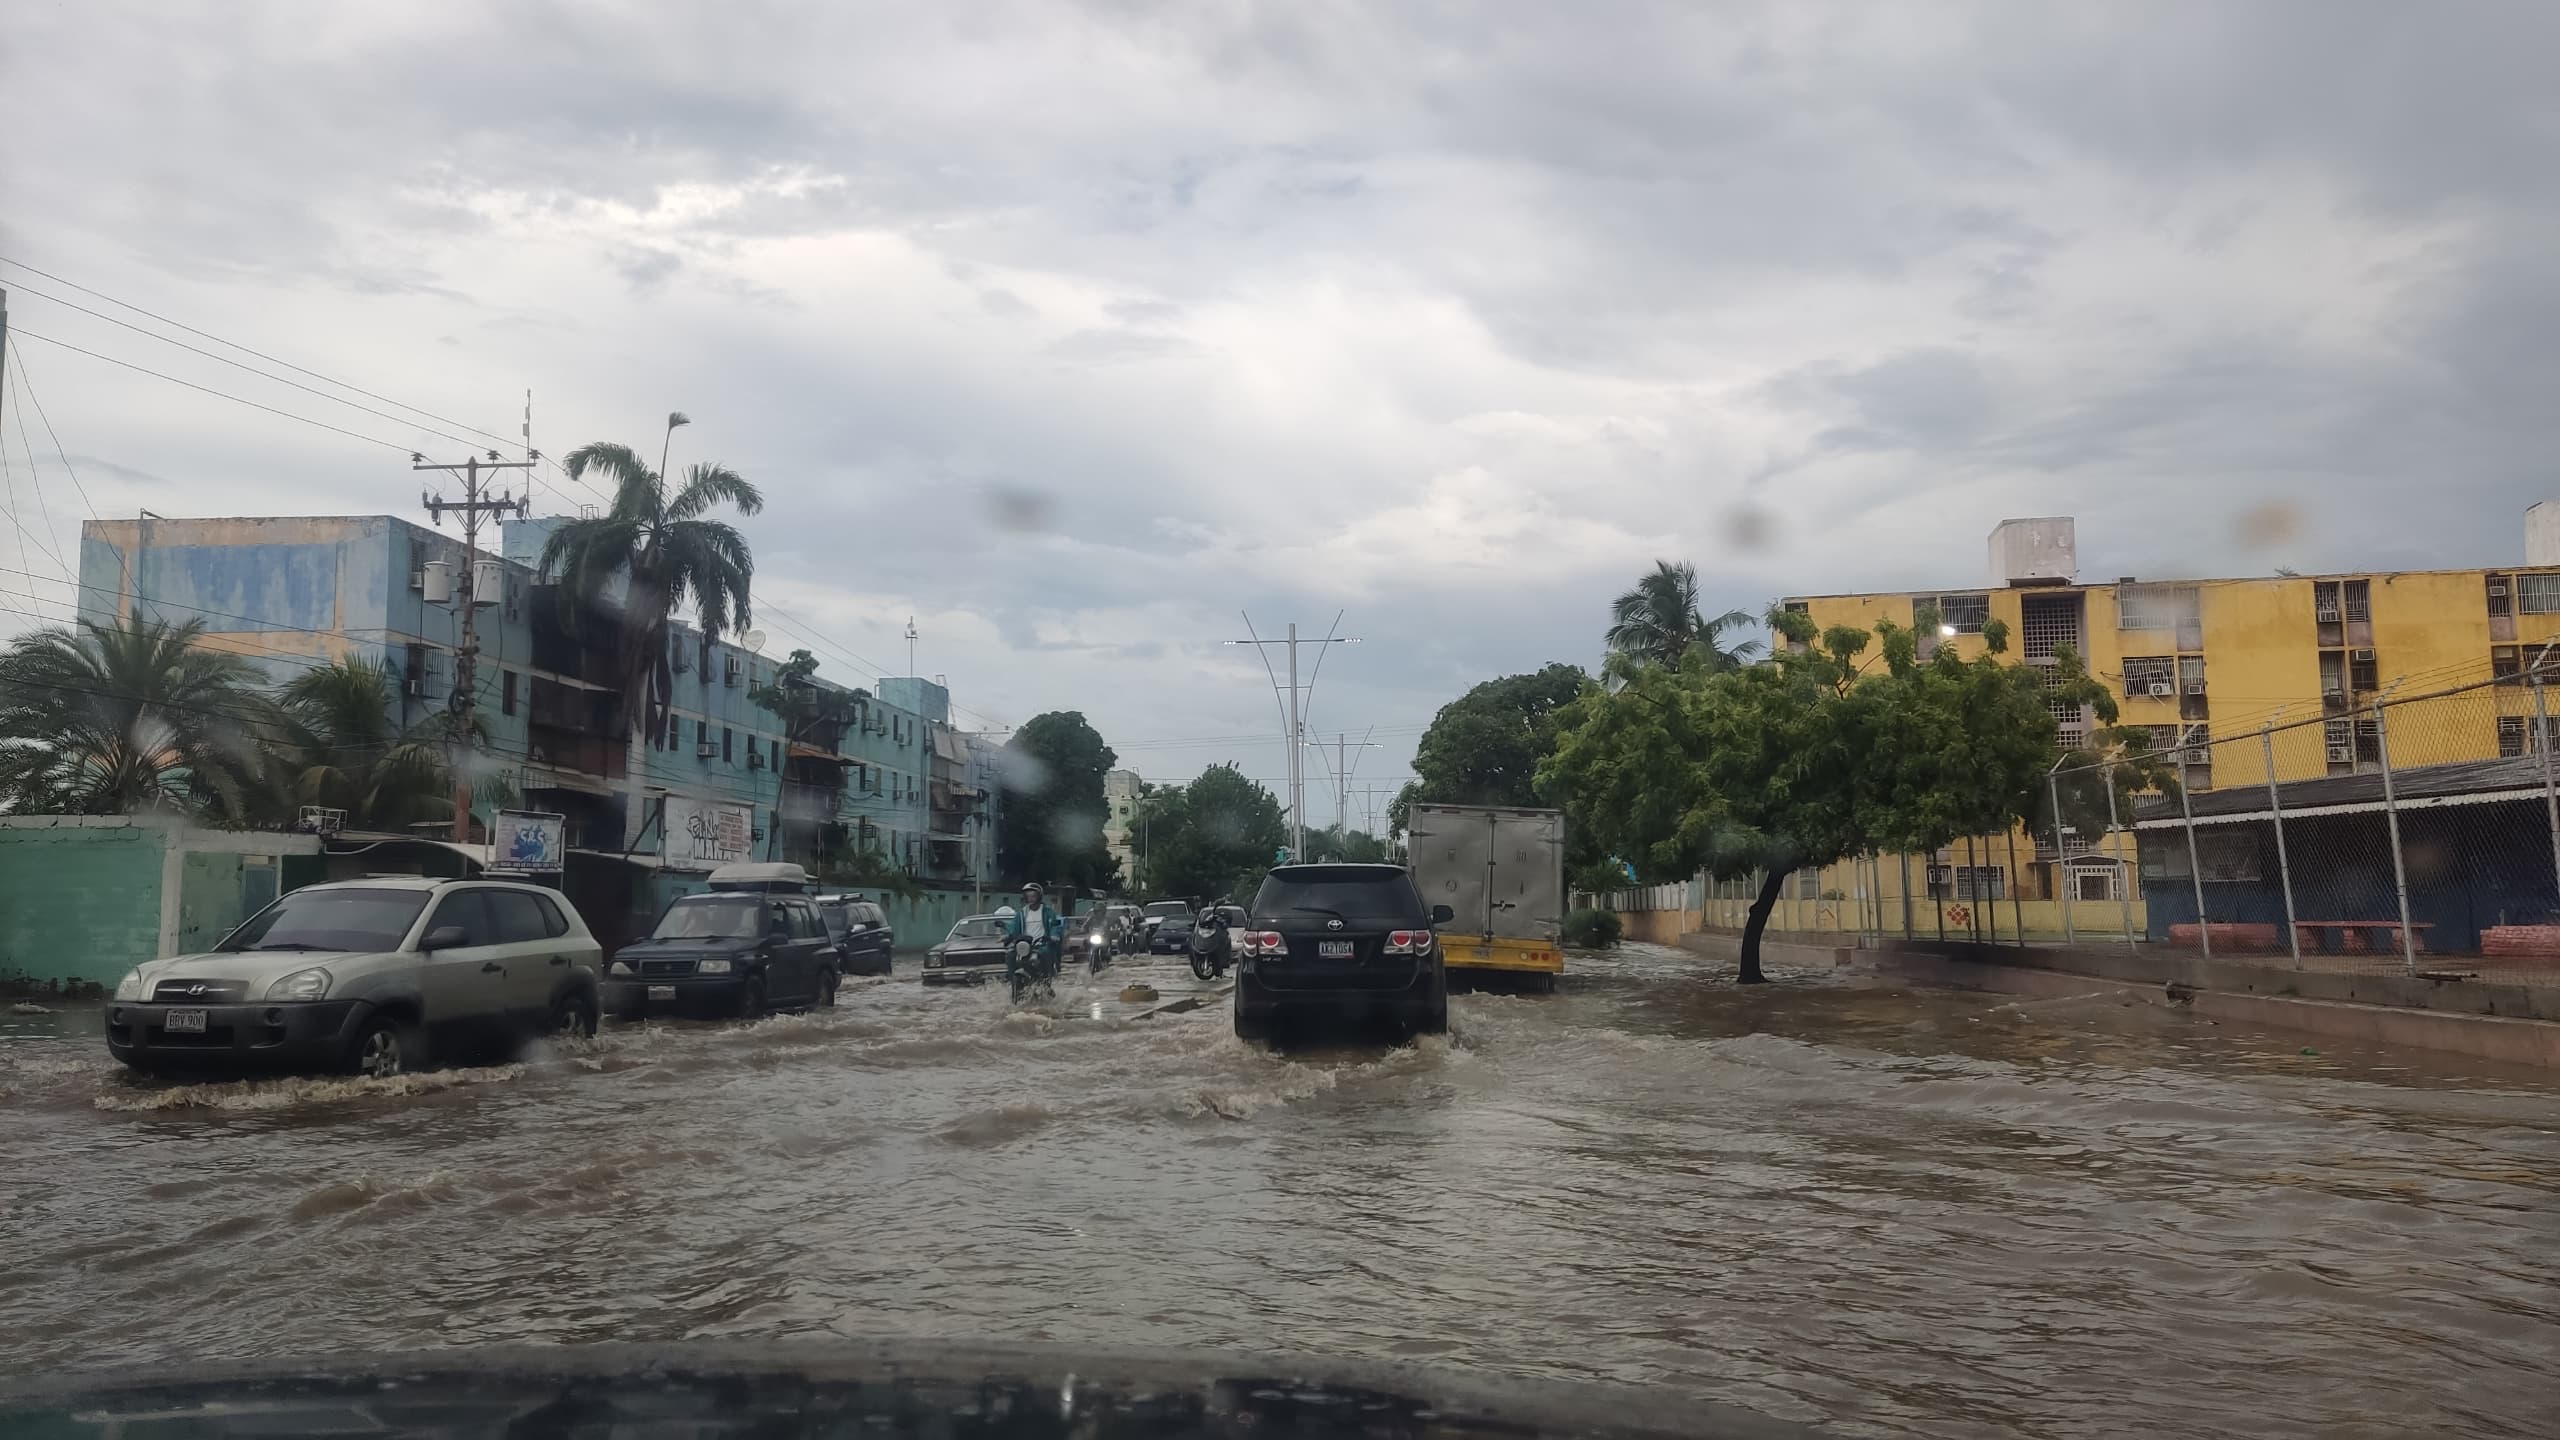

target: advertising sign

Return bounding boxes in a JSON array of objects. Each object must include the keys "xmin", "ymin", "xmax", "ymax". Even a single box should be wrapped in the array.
[
  {"xmin": 490, "ymin": 809, "xmax": 567, "ymax": 873},
  {"xmin": 664, "ymin": 797, "xmax": 755, "ymax": 870}
]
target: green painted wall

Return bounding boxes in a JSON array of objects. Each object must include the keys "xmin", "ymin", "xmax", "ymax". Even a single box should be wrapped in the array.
[
  {"xmin": 177, "ymin": 852, "xmax": 279, "ymax": 953},
  {"xmin": 0, "ymin": 826, "xmax": 167, "ymax": 990}
]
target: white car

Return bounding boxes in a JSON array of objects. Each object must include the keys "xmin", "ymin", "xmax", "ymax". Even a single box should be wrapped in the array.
[{"xmin": 105, "ymin": 876, "xmax": 605, "ymax": 1078}]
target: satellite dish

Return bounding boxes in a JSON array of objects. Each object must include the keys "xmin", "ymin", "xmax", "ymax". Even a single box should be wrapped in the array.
[{"xmin": 740, "ymin": 629, "xmax": 767, "ymax": 654}]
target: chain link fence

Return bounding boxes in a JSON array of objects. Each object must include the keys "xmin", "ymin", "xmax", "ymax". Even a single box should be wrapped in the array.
[{"xmin": 1668, "ymin": 673, "xmax": 2560, "ymax": 989}]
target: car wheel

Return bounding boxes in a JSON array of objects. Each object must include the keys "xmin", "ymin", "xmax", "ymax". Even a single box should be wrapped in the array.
[
  {"xmin": 1412, "ymin": 967, "xmax": 1451, "ymax": 1036},
  {"xmin": 815, "ymin": 968, "xmax": 841, "ymax": 1008},
  {"xmin": 345, "ymin": 1015, "xmax": 412, "ymax": 1078},
  {"xmin": 737, "ymin": 975, "xmax": 769, "ymax": 1021},
  {"xmin": 547, "ymin": 988, "xmax": 599, "ymax": 1042}
]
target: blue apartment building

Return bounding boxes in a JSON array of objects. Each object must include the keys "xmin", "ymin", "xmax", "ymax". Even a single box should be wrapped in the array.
[{"xmin": 75, "ymin": 513, "xmax": 1001, "ymax": 948}]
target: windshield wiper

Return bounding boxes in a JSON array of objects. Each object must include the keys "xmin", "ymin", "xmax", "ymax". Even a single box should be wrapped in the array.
[
  {"xmin": 1287, "ymin": 905, "xmax": 1347, "ymax": 920},
  {"xmin": 251, "ymin": 941, "xmax": 334, "ymax": 952}
]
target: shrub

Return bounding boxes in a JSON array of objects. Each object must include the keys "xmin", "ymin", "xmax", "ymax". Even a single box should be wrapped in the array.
[{"xmin": 1561, "ymin": 907, "xmax": 1622, "ymax": 949}]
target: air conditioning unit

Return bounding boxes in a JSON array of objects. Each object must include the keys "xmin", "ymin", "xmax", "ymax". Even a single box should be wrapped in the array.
[
  {"xmin": 748, "ymin": 750, "xmax": 765, "ymax": 771},
  {"xmin": 2184, "ymin": 749, "xmax": 2210, "ymax": 767},
  {"xmin": 2489, "ymin": 582, "xmax": 2510, "ymax": 598},
  {"xmin": 2146, "ymin": 681, "xmax": 2173, "ymax": 698},
  {"xmin": 2315, "ymin": 604, "xmax": 2340, "ymax": 622},
  {"xmin": 2351, "ymin": 648, "xmax": 2375, "ymax": 662},
  {"xmin": 2184, "ymin": 681, "xmax": 2206, "ymax": 695},
  {"xmin": 2323, "ymin": 686, "xmax": 2346, "ymax": 703},
  {"xmin": 2327, "ymin": 745, "xmax": 2353, "ymax": 763},
  {"xmin": 696, "ymin": 742, "xmax": 718, "ymax": 759},
  {"xmin": 403, "ymin": 676, "xmax": 425, "ymax": 697}
]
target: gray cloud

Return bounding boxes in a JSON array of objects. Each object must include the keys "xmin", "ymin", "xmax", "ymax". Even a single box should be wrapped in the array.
[{"xmin": 5, "ymin": 0, "xmax": 2555, "ymax": 819}]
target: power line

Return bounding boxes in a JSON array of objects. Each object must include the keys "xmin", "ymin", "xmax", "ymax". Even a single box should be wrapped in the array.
[
  {"xmin": 10, "ymin": 329, "xmax": 426, "ymax": 454},
  {"xmin": 0, "ymin": 255, "xmax": 524, "ymax": 454},
  {"xmin": 6, "ymin": 282, "xmax": 502, "ymax": 455},
  {"xmin": 10, "ymin": 340, "xmax": 132, "ymax": 596}
]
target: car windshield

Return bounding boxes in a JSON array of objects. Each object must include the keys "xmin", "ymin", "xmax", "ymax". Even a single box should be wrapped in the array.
[
  {"xmin": 1253, "ymin": 869, "xmax": 1424, "ymax": 922},
  {"xmin": 652, "ymin": 897, "xmax": 763, "ymax": 940},
  {"xmin": 1143, "ymin": 902, "xmax": 1189, "ymax": 918},
  {"xmin": 948, "ymin": 917, "xmax": 1006, "ymax": 941},
  {"xmin": 215, "ymin": 887, "xmax": 431, "ymax": 953}
]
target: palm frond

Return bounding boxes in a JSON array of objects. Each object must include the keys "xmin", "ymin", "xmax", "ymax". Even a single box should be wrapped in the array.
[{"xmin": 664, "ymin": 464, "xmax": 764, "ymax": 522}]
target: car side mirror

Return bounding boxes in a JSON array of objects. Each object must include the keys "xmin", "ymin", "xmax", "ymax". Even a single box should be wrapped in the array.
[
  {"xmin": 421, "ymin": 924, "xmax": 468, "ymax": 952},
  {"xmin": 1430, "ymin": 904, "xmax": 1454, "ymax": 926}
]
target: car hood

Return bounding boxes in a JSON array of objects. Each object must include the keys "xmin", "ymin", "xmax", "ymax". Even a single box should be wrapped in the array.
[
  {"xmin": 133, "ymin": 949, "xmax": 394, "ymax": 984},
  {"xmin": 616, "ymin": 937, "xmax": 761, "ymax": 962}
]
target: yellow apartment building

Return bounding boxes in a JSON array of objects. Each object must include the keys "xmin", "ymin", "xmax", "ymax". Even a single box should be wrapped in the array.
[{"xmin": 1712, "ymin": 511, "xmax": 2560, "ymax": 940}]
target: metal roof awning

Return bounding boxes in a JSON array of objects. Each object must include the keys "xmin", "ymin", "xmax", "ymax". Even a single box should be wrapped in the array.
[
  {"xmin": 520, "ymin": 765, "xmax": 616, "ymax": 797},
  {"xmin": 931, "ymin": 728, "xmax": 969, "ymax": 763},
  {"xmin": 2133, "ymin": 755, "xmax": 2557, "ymax": 830}
]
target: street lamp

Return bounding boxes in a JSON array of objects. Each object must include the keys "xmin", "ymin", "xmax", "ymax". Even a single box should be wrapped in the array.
[{"xmin": 1226, "ymin": 613, "xmax": 1360, "ymax": 857}]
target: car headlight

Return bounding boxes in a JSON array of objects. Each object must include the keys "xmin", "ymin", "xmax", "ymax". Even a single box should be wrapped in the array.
[
  {"xmin": 263, "ymin": 967, "xmax": 332, "ymax": 1001},
  {"xmin": 926, "ymin": 954, "xmax": 943, "ymax": 967},
  {"xmin": 113, "ymin": 968, "xmax": 150, "ymax": 1001},
  {"xmin": 609, "ymin": 960, "xmax": 634, "ymax": 977},
  {"xmin": 697, "ymin": 958, "xmax": 733, "ymax": 975}
]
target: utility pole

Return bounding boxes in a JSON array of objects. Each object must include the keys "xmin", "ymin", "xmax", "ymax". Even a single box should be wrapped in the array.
[
  {"xmin": 418, "ymin": 451, "xmax": 536, "ymax": 844},
  {"xmin": 905, "ymin": 617, "xmax": 919, "ymax": 677},
  {"xmin": 1227, "ymin": 613, "xmax": 1359, "ymax": 861}
]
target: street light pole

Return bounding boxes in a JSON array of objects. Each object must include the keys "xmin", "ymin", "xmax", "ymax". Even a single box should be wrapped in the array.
[{"xmin": 1226, "ymin": 614, "xmax": 1360, "ymax": 862}]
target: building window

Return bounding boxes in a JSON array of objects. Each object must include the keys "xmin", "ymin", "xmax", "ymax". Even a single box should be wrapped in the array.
[
  {"xmin": 2493, "ymin": 647, "xmax": 2522, "ymax": 685},
  {"xmin": 1780, "ymin": 600, "xmax": 1810, "ymax": 651},
  {"xmin": 697, "ymin": 719, "xmax": 709, "ymax": 756},
  {"xmin": 2488, "ymin": 574, "xmax": 2513, "ymax": 618},
  {"xmin": 2349, "ymin": 651, "xmax": 2379, "ymax": 692},
  {"xmin": 722, "ymin": 726, "xmax": 734, "ymax": 763},
  {"xmin": 2342, "ymin": 579, "xmax": 2371, "ymax": 622},
  {"xmin": 772, "ymin": 737, "xmax": 783, "ymax": 769},
  {"xmin": 2498, "ymin": 717, "xmax": 2560, "ymax": 757},
  {"xmin": 2118, "ymin": 584, "xmax": 2200, "ymax": 631},
  {"xmin": 2519, "ymin": 574, "xmax": 2560, "ymax": 615},
  {"xmin": 1925, "ymin": 593, "xmax": 1990, "ymax": 634},
  {"xmin": 2123, "ymin": 656, "xmax": 2177, "ymax": 698},
  {"xmin": 1795, "ymin": 868, "xmax": 1820, "ymax": 899},
  {"xmin": 666, "ymin": 711, "xmax": 682, "ymax": 749},
  {"xmin": 501, "ymin": 670, "xmax": 518, "ymax": 716},
  {"xmin": 1927, "ymin": 865, "xmax": 2005, "ymax": 900}
]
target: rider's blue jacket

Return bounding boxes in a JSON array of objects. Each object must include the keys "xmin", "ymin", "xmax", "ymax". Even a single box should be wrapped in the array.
[{"xmin": 1005, "ymin": 904, "xmax": 1067, "ymax": 945}]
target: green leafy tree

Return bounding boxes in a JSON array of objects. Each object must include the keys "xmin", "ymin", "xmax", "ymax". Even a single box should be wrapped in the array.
[
  {"xmin": 1303, "ymin": 824, "xmax": 1389, "ymax": 864},
  {"xmin": 1143, "ymin": 764, "xmax": 1286, "ymax": 901},
  {"xmin": 748, "ymin": 648, "xmax": 865, "ymax": 751},
  {"xmin": 538, "ymin": 440, "xmax": 763, "ymax": 745},
  {"xmin": 1604, "ymin": 560, "xmax": 1762, "ymax": 675},
  {"xmin": 996, "ymin": 710, "xmax": 1120, "ymax": 892},
  {"xmin": 0, "ymin": 616, "xmax": 272, "ymax": 818},
  {"xmin": 269, "ymin": 657, "xmax": 451, "ymax": 831},
  {"xmin": 1387, "ymin": 662, "xmax": 1590, "ymax": 838},
  {"xmin": 1542, "ymin": 607, "xmax": 2123, "ymax": 983}
]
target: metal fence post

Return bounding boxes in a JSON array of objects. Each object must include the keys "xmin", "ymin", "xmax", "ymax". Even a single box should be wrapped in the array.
[
  {"xmin": 2262, "ymin": 727, "xmax": 2302, "ymax": 969},
  {"xmin": 2049, "ymin": 770, "xmax": 2076, "ymax": 945},
  {"xmin": 1965, "ymin": 834, "xmax": 1983, "ymax": 943},
  {"xmin": 1900, "ymin": 853, "xmax": 1914, "ymax": 941},
  {"xmin": 2107, "ymin": 762, "xmax": 2135, "ymax": 948},
  {"xmin": 2536, "ymin": 677, "xmax": 2560, "ymax": 920},
  {"xmin": 2005, "ymin": 824, "xmax": 2027, "ymax": 946},
  {"xmin": 2372, "ymin": 701, "xmax": 2419, "ymax": 976},
  {"xmin": 2177, "ymin": 725, "xmax": 2211, "ymax": 960}
]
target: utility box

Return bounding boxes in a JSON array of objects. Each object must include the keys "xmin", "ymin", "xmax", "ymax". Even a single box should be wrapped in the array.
[{"xmin": 1989, "ymin": 516, "xmax": 2076, "ymax": 587}]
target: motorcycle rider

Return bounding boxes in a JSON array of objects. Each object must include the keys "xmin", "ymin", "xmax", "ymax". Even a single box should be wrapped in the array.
[{"xmin": 1005, "ymin": 882, "xmax": 1067, "ymax": 955}]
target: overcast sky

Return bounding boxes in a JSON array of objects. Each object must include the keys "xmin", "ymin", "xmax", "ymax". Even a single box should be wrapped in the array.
[{"xmin": 5, "ymin": 1, "xmax": 2555, "ymax": 828}]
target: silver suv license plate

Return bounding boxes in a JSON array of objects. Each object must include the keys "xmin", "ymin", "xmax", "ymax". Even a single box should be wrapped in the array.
[
  {"xmin": 164, "ymin": 1009, "xmax": 208, "ymax": 1033},
  {"xmin": 1317, "ymin": 940, "xmax": 1355, "ymax": 959}
]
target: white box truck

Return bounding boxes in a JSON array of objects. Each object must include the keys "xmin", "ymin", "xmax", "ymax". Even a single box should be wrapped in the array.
[{"xmin": 1407, "ymin": 803, "xmax": 1566, "ymax": 992}]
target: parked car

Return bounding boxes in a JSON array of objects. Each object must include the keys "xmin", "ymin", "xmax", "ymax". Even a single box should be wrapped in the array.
[
  {"xmin": 104, "ymin": 877, "xmax": 604, "ymax": 1078},
  {"xmin": 606, "ymin": 891, "xmax": 839, "ymax": 1019},
  {"xmin": 1149, "ymin": 909, "xmax": 1197, "ymax": 954},
  {"xmin": 1233, "ymin": 863, "xmax": 1450, "ymax": 1041},
  {"xmin": 814, "ymin": 894, "xmax": 895, "ymax": 976},
  {"xmin": 923, "ymin": 913, "xmax": 1012, "ymax": 985}
]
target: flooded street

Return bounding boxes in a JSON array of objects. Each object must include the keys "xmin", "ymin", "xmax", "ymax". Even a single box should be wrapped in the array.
[{"xmin": 3, "ymin": 943, "xmax": 2554, "ymax": 1439}]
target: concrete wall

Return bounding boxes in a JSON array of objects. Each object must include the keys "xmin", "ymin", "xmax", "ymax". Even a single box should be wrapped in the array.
[{"xmin": 0, "ymin": 820, "xmax": 318, "ymax": 990}]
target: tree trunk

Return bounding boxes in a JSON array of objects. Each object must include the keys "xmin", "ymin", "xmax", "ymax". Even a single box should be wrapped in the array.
[{"xmin": 1737, "ymin": 867, "xmax": 1791, "ymax": 984}]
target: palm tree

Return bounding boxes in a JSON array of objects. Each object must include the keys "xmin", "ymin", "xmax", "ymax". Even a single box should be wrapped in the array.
[
  {"xmin": 1604, "ymin": 560, "xmax": 1763, "ymax": 673},
  {"xmin": 0, "ymin": 615, "xmax": 272, "ymax": 817},
  {"xmin": 270, "ymin": 658, "xmax": 451, "ymax": 831},
  {"xmin": 539, "ymin": 439, "xmax": 763, "ymax": 744}
]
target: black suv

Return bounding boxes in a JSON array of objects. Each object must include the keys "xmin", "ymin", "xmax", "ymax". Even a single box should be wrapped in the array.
[
  {"xmin": 606, "ymin": 892, "xmax": 840, "ymax": 1019},
  {"xmin": 815, "ymin": 895, "xmax": 895, "ymax": 977},
  {"xmin": 1233, "ymin": 864, "xmax": 1450, "ymax": 1041}
]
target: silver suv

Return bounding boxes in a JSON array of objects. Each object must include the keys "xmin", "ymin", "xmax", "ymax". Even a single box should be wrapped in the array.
[{"xmin": 104, "ymin": 877, "xmax": 604, "ymax": 1078}]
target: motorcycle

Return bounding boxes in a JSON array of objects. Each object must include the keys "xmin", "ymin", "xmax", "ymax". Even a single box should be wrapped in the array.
[
  {"xmin": 1075, "ymin": 923, "xmax": 1116, "ymax": 975},
  {"xmin": 1188, "ymin": 911, "xmax": 1235, "ymax": 982},
  {"xmin": 1005, "ymin": 934, "xmax": 1061, "ymax": 1002}
]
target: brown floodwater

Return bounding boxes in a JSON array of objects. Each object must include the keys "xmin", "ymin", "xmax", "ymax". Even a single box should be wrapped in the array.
[{"xmin": 1, "ymin": 945, "xmax": 2552, "ymax": 1438}]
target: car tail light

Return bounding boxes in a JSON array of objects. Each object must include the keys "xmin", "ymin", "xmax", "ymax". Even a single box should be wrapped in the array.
[
  {"xmin": 1386, "ymin": 930, "xmax": 1433, "ymax": 954},
  {"xmin": 1246, "ymin": 930, "xmax": 1283, "ymax": 956}
]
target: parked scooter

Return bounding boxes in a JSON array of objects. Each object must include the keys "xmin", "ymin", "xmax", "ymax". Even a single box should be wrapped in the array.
[{"xmin": 1188, "ymin": 909, "xmax": 1236, "ymax": 982}]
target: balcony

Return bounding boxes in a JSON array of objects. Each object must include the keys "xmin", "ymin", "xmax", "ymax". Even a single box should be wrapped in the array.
[{"xmin": 526, "ymin": 723, "xmax": 625, "ymax": 781}]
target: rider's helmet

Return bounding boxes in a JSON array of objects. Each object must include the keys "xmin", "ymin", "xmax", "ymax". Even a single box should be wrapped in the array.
[{"xmin": 1020, "ymin": 882, "xmax": 1044, "ymax": 905}]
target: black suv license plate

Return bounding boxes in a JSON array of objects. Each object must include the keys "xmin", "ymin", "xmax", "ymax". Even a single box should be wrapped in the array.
[{"xmin": 1317, "ymin": 940, "xmax": 1355, "ymax": 959}]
